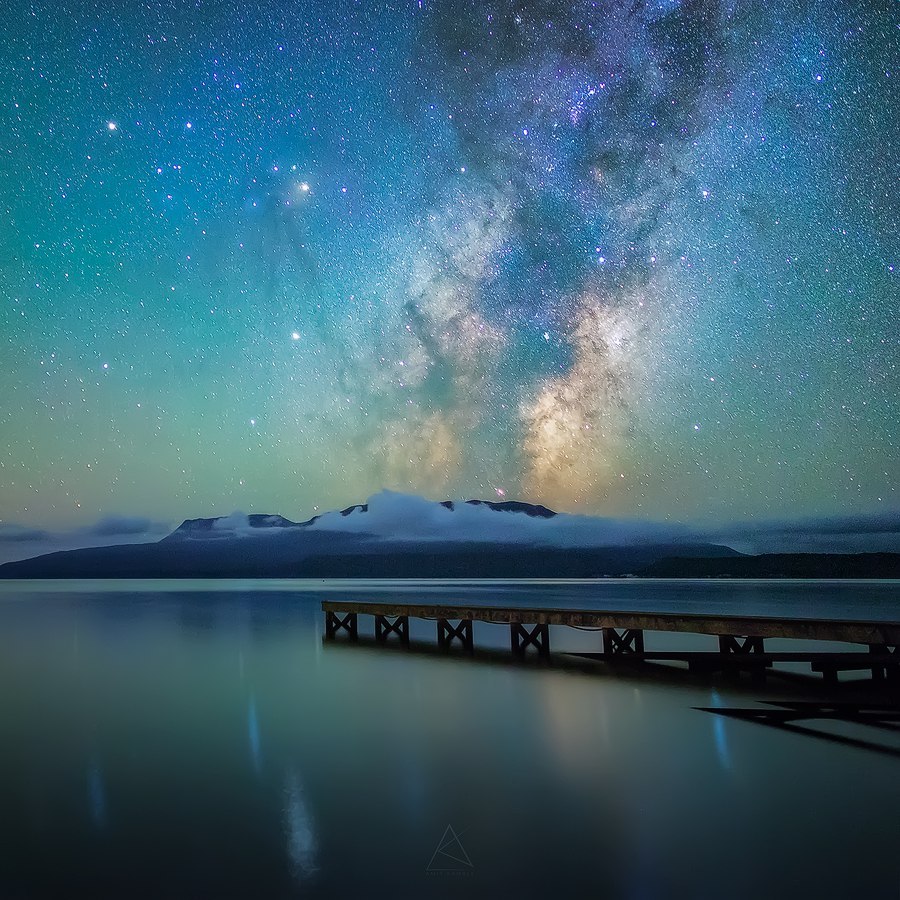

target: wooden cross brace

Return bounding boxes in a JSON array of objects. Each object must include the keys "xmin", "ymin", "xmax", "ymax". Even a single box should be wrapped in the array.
[
  {"xmin": 325, "ymin": 611, "xmax": 358, "ymax": 641},
  {"xmin": 510, "ymin": 623, "xmax": 550, "ymax": 658},
  {"xmin": 437, "ymin": 618, "xmax": 473, "ymax": 652},
  {"xmin": 603, "ymin": 627, "xmax": 644, "ymax": 655},
  {"xmin": 375, "ymin": 614, "xmax": 409, "ymax": 645},
  {"xmin": 718, "ymin": 635, "xmax": 765, "ymax": 655}
]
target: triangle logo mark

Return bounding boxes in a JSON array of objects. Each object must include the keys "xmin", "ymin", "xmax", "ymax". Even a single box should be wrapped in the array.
[{"xmin": 426, "ymin": 824, "xmax": 474, "ymax": 872}]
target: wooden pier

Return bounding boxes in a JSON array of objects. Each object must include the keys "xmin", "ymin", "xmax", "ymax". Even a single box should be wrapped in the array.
[{"xmin": 322, "ymin": 600, "xmax": 900, "ymax": 686}]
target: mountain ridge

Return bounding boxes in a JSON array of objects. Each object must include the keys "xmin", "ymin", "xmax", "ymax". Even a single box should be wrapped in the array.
[
  {"xmin": 2, "ymin": 492, "xmax": 897, "ymax": 579},
  {"xmin": 0, "ymin": 492, "xmax": 740, "ymax": 578}
]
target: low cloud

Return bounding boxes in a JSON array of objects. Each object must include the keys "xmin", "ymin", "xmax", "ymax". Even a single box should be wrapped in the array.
[
  {"xmin": 2, "ymin": 500, "xmax": 898, "ymax": 567},
  {"xmin": 308, "ymin": 490, "xmax": 698, "ymax": 549},
  {"xmin": 0, "ymin": 524, "xmax": 52, "ymax": 543},
  {"xmin": 83, "ymin": 516, "xmax": 171, "ymax": 538},
  {"xmin": 707, "ymin": 511, "xmax": 900, "ymax": 555},
  {"xmin": 310, "ymin": 493, "xmax": 900, "ymax": 555},
  {"xmin": 0, "ymin": 517, "xmax": 172, "ymax": 565}
]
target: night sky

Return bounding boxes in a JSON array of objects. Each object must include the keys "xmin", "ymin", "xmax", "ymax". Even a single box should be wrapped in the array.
[{"xmin": 1, "ymin": 0, "xmax": 897, "ymax": 530}]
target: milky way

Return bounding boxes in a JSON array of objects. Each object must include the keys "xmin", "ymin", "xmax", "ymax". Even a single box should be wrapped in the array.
[{"xmin": 0, "ymin": 0, "xmax": 896, "ymax": 527}]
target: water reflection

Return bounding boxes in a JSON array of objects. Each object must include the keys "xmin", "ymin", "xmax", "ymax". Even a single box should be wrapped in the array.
[
  {"xmin": 283, "ymin": 769, "xmax": 318, "ymax": 882},
  {"xmin": 0, "ymin": 582, "xmax": 897, "ymax": 899},
  {"xmin": 709, "ymin": 688, "xmax": 733, "ymax": 771},
  {"xmin": 87, "ymin": 756, "xmax": 107, "ymax": 829},
  {"xmin": 247, "ymin": 695, "xmax": 262, "ymax": 774}
]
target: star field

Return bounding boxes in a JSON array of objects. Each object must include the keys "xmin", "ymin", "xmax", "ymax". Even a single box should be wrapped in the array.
[{"xmin": 0, "ymin": 0, "xmax": 896, "ymax": 528}]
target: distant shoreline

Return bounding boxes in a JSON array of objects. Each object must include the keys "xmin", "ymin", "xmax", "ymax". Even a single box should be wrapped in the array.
[{"xmin": 1, "ymin": 550, "xmax": 898, "ymax": 580}]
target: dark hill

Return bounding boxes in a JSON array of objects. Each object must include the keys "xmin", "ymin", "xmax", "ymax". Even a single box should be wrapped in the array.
[
  {"xmin": 0, "ymin": 535, "xmax": 737, "ymax": 579},
  {"xmin": 640, "ymin": 552, "xmax": 900, "ymax": 579}
]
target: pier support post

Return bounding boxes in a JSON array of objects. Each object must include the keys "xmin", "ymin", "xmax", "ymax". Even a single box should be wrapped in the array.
[
  {"xmin": 602, "ymin": 628, "xmax": 644, "ymax": 657},
  {"xmin": 375, "ymin": 615, "xmax": 409, "ymax": 646},
  {"xmin": 718, "ymin": 634, "xmax": 766, "ymax": 683},
  {"xmin": 437, "ymin": 619, "xmax": 473, "ymax": 652},
  {"xmin": 510, "ymin": 623, "xmax": 550, "ymax": 659},
  {"xmin": 867, "ymin": 644, "xmax": 899, "ymax": 684},
  {"xmin": 325, "ymin": 611, "xmax": 358, "ymax": 641}
]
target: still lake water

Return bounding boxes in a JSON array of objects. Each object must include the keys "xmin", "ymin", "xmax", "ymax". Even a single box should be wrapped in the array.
[{"xmin": 1, "ymin": 579, "xmax": 898, "ymax": 899}]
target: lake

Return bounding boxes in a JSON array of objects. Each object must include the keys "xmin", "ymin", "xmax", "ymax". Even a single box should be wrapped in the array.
[{"xmin": 1, "ymin": 579, "xmax": 898, "ymax": 898}]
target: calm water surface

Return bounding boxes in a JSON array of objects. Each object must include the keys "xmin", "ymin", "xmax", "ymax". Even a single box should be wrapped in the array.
[{"xmin": 1, "ymin": 579, "xmax": 898, "ymax": 899}]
